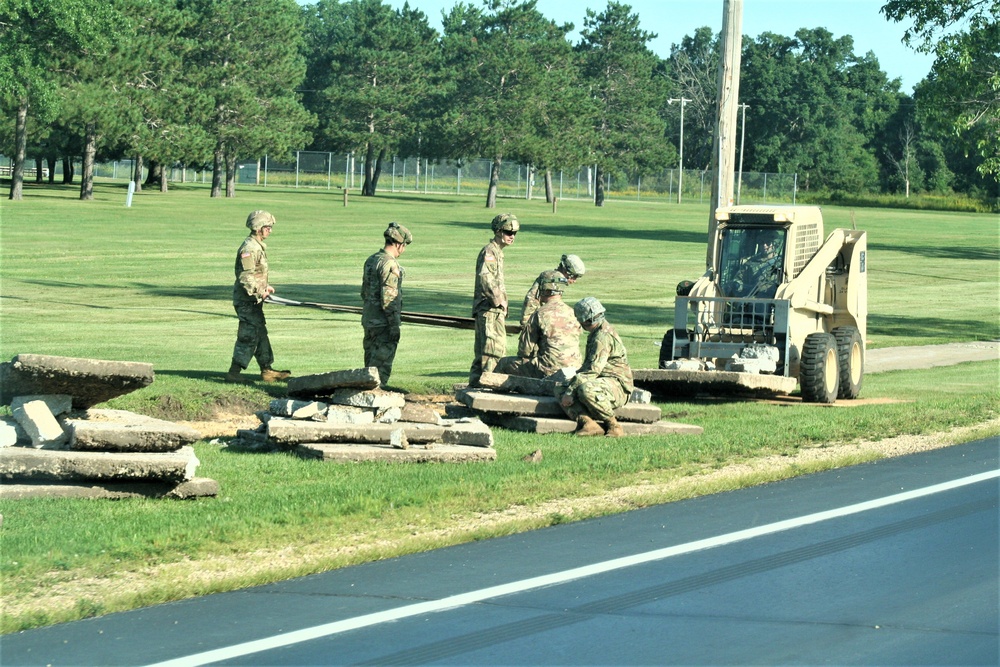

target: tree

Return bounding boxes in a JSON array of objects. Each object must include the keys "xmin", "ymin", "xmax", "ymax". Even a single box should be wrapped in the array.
[
  {"xmin": 739, "ymin": 28, "xmax": 896, "ymax": 193},
  {"xmin": 575, "ymin": 1, "xmax": 668, "ymax": 206},
  {"xmin": 181, "ymin": 0, "xmax": 314, "ymax": 197},
  {"xmin": 662, "ymin": 26, "xmax": 717, "ymax": 170},
  {"xmin": 882, "ymin": 1, "xmax": 999, "ymax": 178},
  {"xmin": 0, "ymin": 0, "xmax": 126, "ymax": 199},
  {"xmin": 441, "ymin": 0, "xmax": 580, "ymax": 208},
  {"xmin": 304, "ymin": 0, "xmax": 441, "ymax": 196}
]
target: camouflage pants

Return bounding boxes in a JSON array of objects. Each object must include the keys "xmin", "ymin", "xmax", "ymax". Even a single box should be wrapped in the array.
[
  {"xmin": 232, "ymin": 302, "xmax": 273, "ymax": 370},
  {"xmin": 556, "ymin": 376, "xmax": 628, "ymax": 422},
  {"xmin": 469, "ymin": 309, "xmax": 507, "ymax": 385},
  {"xmin": 495, "ymin": 355, "xmax": 544, "ymax": 379},
  {"xmin": 363, "ymin": 324, "xmax": 399, "ymax": 386}
]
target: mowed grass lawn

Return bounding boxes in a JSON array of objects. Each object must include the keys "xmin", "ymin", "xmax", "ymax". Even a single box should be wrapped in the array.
[{"xmin": 0, "ymin": 181, "xmax": 997, "ymax": 632}]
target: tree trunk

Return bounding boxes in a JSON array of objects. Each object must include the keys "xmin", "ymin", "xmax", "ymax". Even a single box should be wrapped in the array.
[
  {"xmin": 62, "ymin": 156, "xmax": 74, "ymax": 184},
  {"xmin": 8, "ymin": 99, "xmax": 27, "ymax": 200},
  {"xmin": 371, "ymin": 147, "xmax": 385, "ymax": 194},
  {"xmin": 544, "ymin": 169, "xmax": 554, "ymax": 203},
  {"xmin": 211, "ymin": 143, "xmax": 223, "ymax": 197},
  {"xmin": 594, "ymin": 164, "xmax": 605, "ymax": 207},
  {"xmin": 34, "ymin": 157, "xmax": 44, "ymax": 184},
  {"xmin": 47, "ymin": 156, "xmax": 56, "ymax": 184},
  {"xmin": 133, "ymin": 155, "xmax": 143, "ymax": 193},
  {"xmin": 362, "ymin": 141, "xmax": 376, "ymax": 196},
  {"xmin": 160, "ymin": 163, "xmax": 168, "ymax": 192},
  {"xmin": 486, "ymin": 155, "xmax": 502, "ymax": 208},
  {"xmin": 79, "ymin": 124, "xmax": 97, "ymax": 200},
  {"xmin": 225, "ymin": 151, "xmax": 237, "ymax": 197},
  {"xmin": 144, "ymin": 160, "xmax": 159, "ymax": 187}
]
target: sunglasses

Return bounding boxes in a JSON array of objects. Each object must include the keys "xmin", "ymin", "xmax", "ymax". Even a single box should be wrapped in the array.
[{"xmin": 503, "ymin": 230, "xmax": 518, "ymax": 236}]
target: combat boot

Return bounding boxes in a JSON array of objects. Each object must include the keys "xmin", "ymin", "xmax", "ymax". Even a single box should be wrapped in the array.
[
  {"xmin": 225, "ymin": 362, "xmax": 251, "ymax": 384},
  {"xmin": 604, "ymin": 417, "xmax": 625, "ymax": 438},
  {"xmin": 261, "ymin": 368, "xmax": 292, "ymax": 383},
  {"xmin": 574, "ymin": 415, "xmax": 604, "ymax": 437}
]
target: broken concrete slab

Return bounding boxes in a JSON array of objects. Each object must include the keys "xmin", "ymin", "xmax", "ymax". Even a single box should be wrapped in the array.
[
  {"xmin": 629, "ymin": 389, "xmax": 652, "ymax": 404},
  {"xmin": 325, "ymin": 405, "xmax": 375, "ymax": 425},
  {"xmin": 376, "ymin": 406, "xmax": 402, "ymax": 424},
  {"xmin": 228, "ymin": 429, "xmax": 280, "ymax": 452},
  {"xmin": 0, "ymin": 416, "xmax": 28, "ymax": 448},
  {"xmin": 491, "ymin": 415, "xmax": 704, "ymax": 436},
  {"xmin": 10, "ymin": 394, "xmax": 73, "ymax": 417},
  {"xmin": 296, "ymin": 442, "xmax": 497, "ymax": 463},
  {"xmin": 66, "ymin": 410, "xmax": 201, "ymax": 453},
  {"xmin": 456, "ymin": 389, "xmax": 661, "ymax": 423},
  {"xmin": 632, "ymin": 368, "xmax": 798, "ymax": 396},
  {"xmin": 478, "ymin": 372, "xmax": 557, "ymax": 396},
  {"xmin": 400, "ymin": 402, "xmax": 441, "ymax": 425},
  {"xmin": 0, "ymin": 477, "xmax": 219, "ymax": 500},
  {"xmin": 0, "ymin": 354, "xmax": 155, "ymax": 409},
  {"xmin": 0, "ymin": 446, "xmax": 199, "ymax": 483},
  {"xmin": 269, "ymin": 399, "xmax": 328, "ymax": 420},
  {"xmin": 267, "ymin": 419, "xmax": 445, "ymax": 446},
  {"xmin": 326, "ymin": 388, "xmax": 406, "ymax": 409},
  {"xmin": 441, "ymin": 420, "xmax": 494, "ymax": 448},
  {"xmin": 390, "ymin": 428, "xmax": 408, "ymax": 449},
  {"xmin": 12, "ymin": 399, "xmax": 68, "ymax": 448},
  {"xmin": 287, "ymin": 367, "xmax": 381, "ymax": 399}
]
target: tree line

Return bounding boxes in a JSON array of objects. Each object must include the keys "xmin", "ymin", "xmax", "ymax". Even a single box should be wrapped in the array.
[{"xmin": 2, "ymin": 0, "xmax": 996, "ymax": 206}]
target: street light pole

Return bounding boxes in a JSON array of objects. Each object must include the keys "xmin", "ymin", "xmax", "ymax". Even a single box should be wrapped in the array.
[
  {"xmin": 668, "ymin": 97, "xmax": 691, "ymax": 204},
  {"xmin": 737, "ymin": 102, "xmax": 749, "ymax": 205}
]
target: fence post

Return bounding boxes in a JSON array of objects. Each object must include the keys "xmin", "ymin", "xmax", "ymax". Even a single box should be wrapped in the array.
[
  {"xmin": 343, "ymin": 188, "xmax": 348, "ymax": 207},
  {"xmin": 553, "ymin": 196, "xmax": 558, "ymax": 214}
]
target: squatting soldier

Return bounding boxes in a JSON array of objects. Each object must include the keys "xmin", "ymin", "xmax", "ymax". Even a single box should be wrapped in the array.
[
  {"xmin": 496, "ymin": 270, "xmax": 581, "ymax": 378},
  {"xmin": 469, "ymin": 213, "xmax": 519, "ymax": 386},
  {"xmin": 361, "ymin": 222, "xmax": 412, "ymax": 386},
  {"xmin": 227, "ymin": 210, "xmax": 291, "ymax": 383},
  {"xmin": 521, "ymin": 254, "xmax": 586, "ymax": 327},
  {"xmin": 556, "ymin": 297, "xmax": 634, "ymax": 438}
]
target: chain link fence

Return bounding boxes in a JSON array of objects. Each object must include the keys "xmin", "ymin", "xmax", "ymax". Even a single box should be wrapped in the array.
[{"xmin": 1, "ymin": 153, "xmax": 798, "ymax": 205}]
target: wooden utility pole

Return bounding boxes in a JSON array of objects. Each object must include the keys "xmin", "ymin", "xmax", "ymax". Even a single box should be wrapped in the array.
[{"xmin": 706, "ymin": 0, "xmax": 744, "ymax": 268}]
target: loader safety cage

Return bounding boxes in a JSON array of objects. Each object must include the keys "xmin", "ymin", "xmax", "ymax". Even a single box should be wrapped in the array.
[{"xmin": 668, "ymin": 297, "xmax": 792, "ymax": 376}]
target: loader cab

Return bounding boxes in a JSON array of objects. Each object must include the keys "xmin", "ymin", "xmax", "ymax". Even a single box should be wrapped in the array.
[{"xmin": 718, "ymin": 226, "xmax": 788, "ymax": 298}]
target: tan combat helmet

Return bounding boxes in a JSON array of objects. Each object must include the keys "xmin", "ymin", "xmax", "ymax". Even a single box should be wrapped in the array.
[
  {"xmin": 558, "ymin": 254, "xmax": 586, "ymax": 279},
  {"xmin": 384, "ymin": 221, "xmax": 413, "ymax": 245},
  {"xmin": 491, "ymin": 213, "xmax": 520, "ymax": 234},
  {"xmin": 246, "ymin": 210, "xmax": 276, "ymax": 231}
]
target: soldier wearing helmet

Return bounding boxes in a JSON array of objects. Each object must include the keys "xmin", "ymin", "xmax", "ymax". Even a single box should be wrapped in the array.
[
  {"xmin": 227, "ymin": 210, "xmax": 291, "ymax": 383},
  {"xmin": 520, "ymin": 253, "xmax": 586, "ymax": 327},
  {"xmin": 469, "ymin": 213, "xmax": 520, "ymax": 386},
  {"xmin": 361, "ymin": 222, "xmax": 413, "ymax": 386},
  {"xmin": 555, "ymin": 297, "xmax": 634, "ymax": 438},
  {"xmin": 496, "ymin": 270, "xmax": 581, "ymax": 379}
]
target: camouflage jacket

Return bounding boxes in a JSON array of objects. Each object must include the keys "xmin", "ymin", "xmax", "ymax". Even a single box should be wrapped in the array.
[
  {"xmin": 472, "ymin": 238, "xmax": 506, "ymax": 316},
  {"xmin": 518, "ymin": 298, "xmax": 582, "ymax": 376},
  {"xmin": 520, "ymin": 272, "xmax": 544, "ymax": 327},
  {"xmin": 361, "ymin": 248, "xmax": 403, "ymax": 328},
  {"xmin": 569, "ymin": 320, "xmax": 634, "ymax": 394},
  {"xmin": 233, "ymin": 235, "xmax": 268, "ymax": 305}
]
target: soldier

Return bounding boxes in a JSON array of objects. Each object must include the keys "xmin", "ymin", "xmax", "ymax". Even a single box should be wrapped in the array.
[
  {"xmin": 496, "ymin": 270, "xmax": 581, "ymax": 378},
  {"xmin": 521, "ymin": 254, "xmax": 586, "ymax": 327},
  {"xmin": 226, "ymin": 210, "xmax": 291, "ymax": 383},
  {"xmin": 469, "ymin": 213, "xmax": 519, "ymax": 386},
  {"xmin": 361, "ymin": 222, "xmax": 412, "ymax": 387},
  {"xmin": 556, "ymin": 297, "xmax": 634, "ymax": 438}
]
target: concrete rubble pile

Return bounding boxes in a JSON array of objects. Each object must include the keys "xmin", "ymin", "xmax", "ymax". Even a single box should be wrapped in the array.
[
  {"xmin": 0, "ymin": 353, "xmax": 217, "ymax": 499},
  {"xmin": 230, "ymin": 367, "xmax": 496, "ymax": 463},
  {"xmin": 457, "ymin": 371, "xmax": 704, "ymax": 436}
]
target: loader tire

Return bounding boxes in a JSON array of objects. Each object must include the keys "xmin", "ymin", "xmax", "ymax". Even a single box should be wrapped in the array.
[
  {"xmin": 800, "ymin": 333, "xmax": 839, "ymax": 404},
  {"xmin": 658, "ymin": 330, "xmax": 676, "ymax": 368},
  {"xmin": 833, "ymin": 326, "xmax": 864, "ymax": 399}
]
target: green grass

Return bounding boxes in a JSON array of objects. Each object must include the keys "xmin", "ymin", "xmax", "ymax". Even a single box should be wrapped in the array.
[{"xmin": 1, "ymin": 181, "xmax": 998, "ymax": 632}]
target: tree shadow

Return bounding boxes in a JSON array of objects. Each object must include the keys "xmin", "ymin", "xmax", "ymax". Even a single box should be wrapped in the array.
[
  {"xmin": 444, "ymin": 219, "xmax": 706, "ymax": 245},
  {"xmin": 869, "ymin": 242, "xmax": 998, "ymax": 262}
]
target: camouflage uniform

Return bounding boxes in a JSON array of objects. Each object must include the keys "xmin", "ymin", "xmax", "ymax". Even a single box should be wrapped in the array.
[
  {"xmin": 520, "ymin": 255, "xmax": 585, "ymax": 327},
  {"xmin": 470, "ymin": 238, "xmax": 509, "ymax": 385},
  {"xmin": 497, "ymin": 298, "xmax": 581, "ymax": 378},
  {"xmin": 232, "ymin": 234, "xmax": 274, "ymax": 371},
  {"xmin": 361, "ymin": 248, "xmax": 404, "ymax": 385},
  {"xmin": 556, "ymin": 320, "xmax": 634, "ymax": 422}
]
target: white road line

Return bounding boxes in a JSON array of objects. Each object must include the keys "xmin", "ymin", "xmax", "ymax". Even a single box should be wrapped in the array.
[{"xmin": 147, "ymin": 469, "xmax": 999, "ymax": 667}]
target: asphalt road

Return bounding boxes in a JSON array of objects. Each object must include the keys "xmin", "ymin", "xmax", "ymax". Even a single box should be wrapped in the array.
[{"xmin": 4, "ymin": 437, "xmax": 996, "ymax": 667}]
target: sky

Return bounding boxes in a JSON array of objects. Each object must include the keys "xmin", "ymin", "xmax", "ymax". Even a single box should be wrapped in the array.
[{"xmin": 368, "ymin": 0, "xmax": 933, "ymax": 93}]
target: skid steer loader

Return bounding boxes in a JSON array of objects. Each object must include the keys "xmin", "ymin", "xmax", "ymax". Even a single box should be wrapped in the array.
[{"xmin": 637, "ymin": 205, "xmax": 867, "ymax": 403}]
